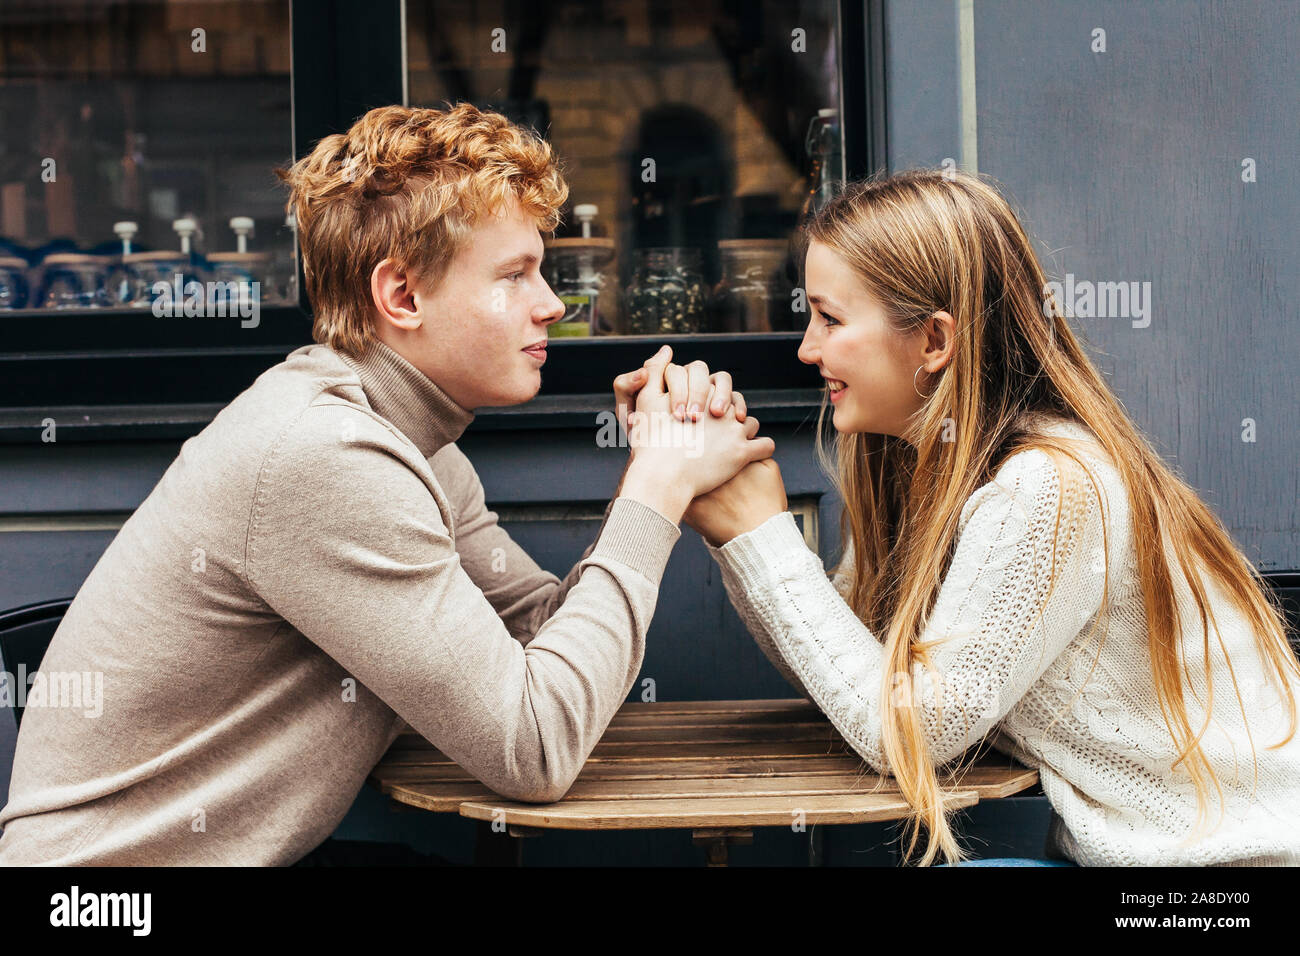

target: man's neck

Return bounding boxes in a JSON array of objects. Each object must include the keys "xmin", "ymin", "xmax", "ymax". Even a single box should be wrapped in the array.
[{"xmin": 337, "ymin": 338, "xmax": 476, "ymax": 458}]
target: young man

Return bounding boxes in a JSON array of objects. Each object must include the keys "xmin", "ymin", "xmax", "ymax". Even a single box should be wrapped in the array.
[{"xmin": 0, "ymin": 103, "xmax": 773, "ymax": 864}]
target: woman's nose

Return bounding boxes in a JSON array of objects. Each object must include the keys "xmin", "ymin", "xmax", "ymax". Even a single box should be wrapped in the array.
[{"xmin": 797, "ymin": 326, "xmax": 819, "ymax": 365}]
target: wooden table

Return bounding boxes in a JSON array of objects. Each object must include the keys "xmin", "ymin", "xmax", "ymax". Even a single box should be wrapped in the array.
[{"xmin": 367, "ymin": 698, "xmax": 1039, "ymax": 865}]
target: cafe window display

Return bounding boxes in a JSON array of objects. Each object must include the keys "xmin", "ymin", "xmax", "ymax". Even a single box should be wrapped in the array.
[{"xmin": 406, "ymin": 0, "xmax": 845, "ymax": 338}]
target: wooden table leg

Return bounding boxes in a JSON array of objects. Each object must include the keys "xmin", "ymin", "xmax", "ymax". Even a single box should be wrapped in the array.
[
  {"xmin": 692, "ymin": 828, "xmax": 753, "ymax": 867},
  {"xmin": 473, "ymin": 820, "xmax": 542, "ymax": 866}
]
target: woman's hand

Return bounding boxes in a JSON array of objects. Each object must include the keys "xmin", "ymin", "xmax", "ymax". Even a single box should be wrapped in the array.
[
  {"xmin": 684, "ymin": 459, "xmax": 789, "ymax": 548},
  {"xmin": 612, "ymin": 345, "xmax": 748, "ymax": 437}
]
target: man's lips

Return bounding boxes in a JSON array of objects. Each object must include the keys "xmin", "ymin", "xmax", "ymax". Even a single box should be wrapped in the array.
[{"xmin": 523, "ymin": 342, "xmax": 547, "ymax": 362}]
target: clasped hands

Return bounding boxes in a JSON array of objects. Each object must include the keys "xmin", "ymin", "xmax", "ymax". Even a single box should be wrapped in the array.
[{"xmin": 612, "ymin": 345, "xmax": 787, "ymax": 547}]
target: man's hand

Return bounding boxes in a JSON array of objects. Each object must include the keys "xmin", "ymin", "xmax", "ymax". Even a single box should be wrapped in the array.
[
  {"xmin": 612, "ymin": 345, "xmax": 748, "ymax": 437},
  {"xmin": 615, "ymin": 350, "xmax": 773, "ymax": 526},
  {"xmin": 684, "ymin": 459, "xmax": 788, "ymax": 548}
]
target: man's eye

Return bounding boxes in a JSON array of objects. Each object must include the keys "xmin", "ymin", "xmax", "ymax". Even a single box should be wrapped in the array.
[{"xmin": 507, "ymin": 272, "xmax": 524, "ymax": 281}]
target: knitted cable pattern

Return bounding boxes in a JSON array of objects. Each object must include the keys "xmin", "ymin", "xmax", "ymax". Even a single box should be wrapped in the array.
[{"xmin": 706, "ymin": 419, "xmax": 1300, "ymax": 865}]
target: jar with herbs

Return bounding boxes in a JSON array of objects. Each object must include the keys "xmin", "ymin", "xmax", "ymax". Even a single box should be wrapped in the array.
[{"xmin": 622, "ymin": 247, "xmax": 706, "ymax": 335}]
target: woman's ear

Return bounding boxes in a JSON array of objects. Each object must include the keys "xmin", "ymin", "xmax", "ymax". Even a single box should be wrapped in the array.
[{"xmin": 922, "ymin": 310, "xmax": 956, "ymax": 373}]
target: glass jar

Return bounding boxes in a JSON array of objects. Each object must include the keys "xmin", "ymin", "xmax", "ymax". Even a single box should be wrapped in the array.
[
  {"xmin": 799, "ymin": 108, "xmax": 843, "ymax": 226},
  {"xmin": 622, "ymin": 248, "xmax": 706, "ymax": 335},
  {"xmin": 122, "ymin": 251, "xmax": 204, "ymax": 310},
  {"xmin": 706, "ymin": 239, "xmax": 793, "ymax": 333},
  {"xmin": 543, "ymin": 237, "xmax": 617, "ymax": 337},
  {"xmin": 206, "ymin": 252, "xmax": 270, "ymax": 316},
  {"xmin": 0, "ymin": 256, "xmax": 30, "ymax": 310},
  {"xmin": 37, "ymin": 253, "xmax": 111, "ymax": 309},
  {"xmin": 102, "ymin": 256, "xmax": 139, "ymax": 307},
  {"xmin": 263, "ymin": 213, "xmax": 299, "ymax": 306}
]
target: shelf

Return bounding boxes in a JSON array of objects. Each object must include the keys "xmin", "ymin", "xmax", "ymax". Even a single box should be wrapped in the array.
[{"xmin": 0, "ymin": 388, "xmax": 826, "ymax": 444}]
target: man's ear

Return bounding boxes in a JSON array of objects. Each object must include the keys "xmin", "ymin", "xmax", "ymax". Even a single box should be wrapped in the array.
[
  {"xmin": 922, "ymin": 310, "xmax": 956, "ymax": 373},
  {"xmin": 370, "ymin": 258, "xmax": 422, "ymax": 332}
]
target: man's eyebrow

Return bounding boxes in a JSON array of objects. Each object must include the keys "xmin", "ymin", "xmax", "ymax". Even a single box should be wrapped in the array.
[{"xmin": 495, "ymin": 253, "xmax": 540, "ymax": 270}]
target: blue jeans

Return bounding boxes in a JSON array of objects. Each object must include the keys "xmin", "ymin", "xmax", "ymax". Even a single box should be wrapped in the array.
[{"xmin": 940, "ymin": 857, "xmax": 1078, "ymax": 866}]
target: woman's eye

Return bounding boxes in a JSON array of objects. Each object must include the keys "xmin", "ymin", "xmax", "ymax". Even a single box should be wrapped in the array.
[{"xmin": 821, "ymin": 313, "xmax": 840, "ymax": 326}]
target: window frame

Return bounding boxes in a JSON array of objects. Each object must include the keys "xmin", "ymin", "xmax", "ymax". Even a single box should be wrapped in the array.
[{"xmin": 0, "ymin": 0, "xmax": 886, "ymax": 412}]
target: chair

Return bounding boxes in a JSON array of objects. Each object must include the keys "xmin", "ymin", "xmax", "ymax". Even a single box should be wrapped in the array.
[{"xmin": 0, "ymin": 599, "xmax": 71, "ymax": 811}]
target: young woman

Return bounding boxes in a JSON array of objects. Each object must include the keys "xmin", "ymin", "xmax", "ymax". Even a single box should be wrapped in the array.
[{"xmin": 679, "ymin": 169, "xmax": 1300, "ymax": 866}]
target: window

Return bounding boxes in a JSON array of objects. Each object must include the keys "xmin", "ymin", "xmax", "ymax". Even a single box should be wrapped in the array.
[
  {"xmin": 0, "ymin": 0, "xmax": 881, "ymax": 409},
  {"xmin": 0, "ymin": 1, "xmax": 296, "ymax": 321},
  {"xmin": 407, "ymin": 0, "xmax": 844, "ymax": 342}
]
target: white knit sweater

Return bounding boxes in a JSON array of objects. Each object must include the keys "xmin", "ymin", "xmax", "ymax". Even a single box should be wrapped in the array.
[{"xmin": 705, "ymin": 418, "xmax": 1300, "ymax": 866}]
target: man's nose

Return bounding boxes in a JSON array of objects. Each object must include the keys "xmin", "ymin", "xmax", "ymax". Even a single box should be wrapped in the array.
[{"xmin": 537, "ymin": 285, "xmax": 566, "ymax": 324}]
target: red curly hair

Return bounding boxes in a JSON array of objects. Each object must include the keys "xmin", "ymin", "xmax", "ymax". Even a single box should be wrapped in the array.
[{"xmin": 276, "ymin": 102, "xmax": 569, "ymax": 355}]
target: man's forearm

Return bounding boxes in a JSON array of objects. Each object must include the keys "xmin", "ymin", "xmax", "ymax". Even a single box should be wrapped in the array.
[{"xmin": 618, "ymin": 461, "xmax": 691, "ymax": 526}]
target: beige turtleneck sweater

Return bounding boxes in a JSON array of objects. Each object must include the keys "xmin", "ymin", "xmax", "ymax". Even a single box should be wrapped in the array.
[{"xmin": 0, "ymin": 340, "xmax": 680, "ymax": 865}]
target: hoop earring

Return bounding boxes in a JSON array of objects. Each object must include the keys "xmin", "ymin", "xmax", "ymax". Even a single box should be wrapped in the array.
[{"xmin": 913, "ymin": 364, "xmax": 929, "ymax": 399}]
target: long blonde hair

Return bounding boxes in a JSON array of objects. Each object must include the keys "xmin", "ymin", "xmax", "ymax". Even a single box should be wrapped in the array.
[{"xmin": 798, "ymin": 168, "xmax": 1300, "ymax": 865}]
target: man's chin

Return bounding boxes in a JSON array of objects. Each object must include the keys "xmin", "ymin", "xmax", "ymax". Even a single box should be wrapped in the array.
[{"xmin": 485, "ymin": 380, "xmax": 542, "ymax": 408}]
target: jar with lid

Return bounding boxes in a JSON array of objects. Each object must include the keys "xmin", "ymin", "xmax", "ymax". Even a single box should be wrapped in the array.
[
  {"xmin": 706, "ymin": 239, "xmax": 794, "ymax": 333},
  {"xmin": 36, "ymin": 253, "xmax": 111, "ymax": 309},
  {"xmin": 207, "ymin": 217, "xmax": 269, "ymax": 315},
  {"xmin": 121, "ymin": 251, "xmax": 203, "ymax": 308},
  {"xmin": 0, "ymin": 256, "xmax": 29, "ymax": 310},
  {"xmin": 622, "ymin": 248, "xmax": 706, "ymax": 335},
  {"xmin": 542, "ymin": 237, "xmax": 617, "ymax": 337},
  {"xmin": 206, "ymin": 252, "xmax": 267, "ymax": 315}
]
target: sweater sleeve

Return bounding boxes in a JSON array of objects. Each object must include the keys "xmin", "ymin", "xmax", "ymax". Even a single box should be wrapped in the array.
[
  {"xmin": 245, "ymin": 405, "xmax": 679, "ymax": 803},
  {"xmin": 429, "ymin": 442, "xmax": 618, "ymax": 648},
  {"xmin": 706, "ymin": 448, "xmax": 1112, "ymax": 771}
]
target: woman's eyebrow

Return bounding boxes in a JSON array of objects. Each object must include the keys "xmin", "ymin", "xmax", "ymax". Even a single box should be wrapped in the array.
[{"xmin": 809, "ymin": 294, "xmax": 843, "ymax": 311}]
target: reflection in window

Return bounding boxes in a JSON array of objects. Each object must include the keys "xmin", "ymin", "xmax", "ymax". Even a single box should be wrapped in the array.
[
  {"xmin": 0, "ymin": 0, "xmax": 295, "ymax": 313},
  {"xmin": 406, "ymin": 0, "xmax": 843, "ymax": 336}
]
